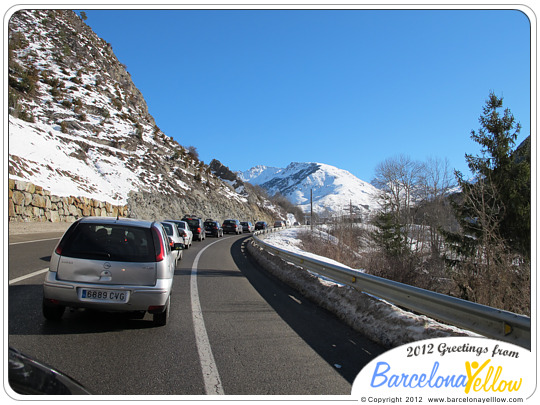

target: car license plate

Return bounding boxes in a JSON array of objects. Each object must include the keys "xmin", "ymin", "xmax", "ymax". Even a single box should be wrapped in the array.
[{"xmin": 79, "ymin": 288, "xmax": 129, "ymax": 303}]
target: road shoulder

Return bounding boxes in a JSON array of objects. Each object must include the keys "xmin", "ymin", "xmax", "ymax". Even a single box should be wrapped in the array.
[{"xmin": 7, "ymin": 221, "xmax": 71, "ymax": 236}]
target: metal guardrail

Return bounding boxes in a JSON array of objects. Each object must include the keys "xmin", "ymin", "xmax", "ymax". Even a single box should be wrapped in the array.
[{"xmin": 252, "ymin": 227, "xmax": 531, "ymax": 350}]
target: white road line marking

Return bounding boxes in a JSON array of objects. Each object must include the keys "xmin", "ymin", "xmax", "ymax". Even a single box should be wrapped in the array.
[
  {"xmin": 9, "ymin": 237, "xmax": 60, "ymax": 246},
  {"xmin": 9, "ymin": 268, "xmax": 49, "ymax": 285},
  {"xmin": 191, "ymin": 238, "xmax": 226, "ymax": 395}
]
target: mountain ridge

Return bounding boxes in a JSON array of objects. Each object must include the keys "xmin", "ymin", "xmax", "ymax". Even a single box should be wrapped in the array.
[
  {"xmin": 8, "ymin": 10, "xmax": 381, "ymax": 223},
  {"xmin": 239, "ymin": 162, "xmax": 381, "ymax": 218},
  {"xmin": 7, "ymin": 9, "xmax": 276, "ymax": 223}
]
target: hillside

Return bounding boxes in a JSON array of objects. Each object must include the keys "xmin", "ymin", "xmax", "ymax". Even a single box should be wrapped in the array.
[
  {"xmin": 239, "ymin": 162, "xmax": 381, "ymax": 219},
  {"xmin": 7, "ymin": 9, "xmax": 277, "ymax": 223}
]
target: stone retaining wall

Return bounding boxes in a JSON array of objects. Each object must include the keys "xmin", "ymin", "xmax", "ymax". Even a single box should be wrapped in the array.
[{"xmin": 8, "ymin": 179, "xmax": 129, "ymax": 222}]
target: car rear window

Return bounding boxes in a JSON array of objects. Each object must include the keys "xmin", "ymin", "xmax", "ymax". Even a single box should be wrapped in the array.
[
  {"xmin": 59, "ymin": 223, "xmax": 155, "ymax": 262},
  {"xmin": 183, "ymin": 219, "xmax": 200, "ymax": 228},
  {"xmin": 161, "ymin": 222, "xmax": 174, "ymax": 236}
]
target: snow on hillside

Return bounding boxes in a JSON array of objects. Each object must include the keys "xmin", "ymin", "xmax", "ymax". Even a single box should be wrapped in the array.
[
  {"xmin": 9, "ymin": 116, "xmax": 140, "ymax": 205},
  {"xmin": 239, "ymin": 165, "xmax": 283, "ymax": 185},
  {"xmin": 239, "ymin": 162, "xmax": 381, "ymax": 216},
  {"xmin": 8, "ymin": 10, "xmax": 211, "ymax": 208}
]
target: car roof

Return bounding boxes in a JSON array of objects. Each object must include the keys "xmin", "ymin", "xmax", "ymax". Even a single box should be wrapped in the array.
[{"xmin": 77, "ymin": 216, "xmax": 154, "ymax": 228}]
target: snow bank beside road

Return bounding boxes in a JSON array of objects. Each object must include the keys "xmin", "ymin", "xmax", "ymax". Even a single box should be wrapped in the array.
[{"xmin": 248, "ymin": 228, "xmax": 475, "ymax": 348}]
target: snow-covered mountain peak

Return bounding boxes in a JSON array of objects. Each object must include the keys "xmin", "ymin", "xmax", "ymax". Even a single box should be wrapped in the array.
[{"xmin": 240, "ymin": 162, "xmax": 381, "ymax": 217}]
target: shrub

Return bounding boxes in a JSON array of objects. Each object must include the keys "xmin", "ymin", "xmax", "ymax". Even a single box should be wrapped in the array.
[
  {"xmin": 60, "ymin": 121, "xmax": 69, "ymax": 133},
  {"xmin": 112, "ymin": 98, "xmax": 122, "ymax": 110}
]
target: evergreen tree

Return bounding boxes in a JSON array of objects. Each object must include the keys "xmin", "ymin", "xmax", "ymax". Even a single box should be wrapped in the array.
[
  {"xmin": 371, "ymin": 210, "xmax": 407, "ymax": 257},
  {"xmin": 440, "ymin": 93, "xmax": 530, "ymax": 313},
  {"xmin": 446, "ymin": 91, "xmax": 530, "ymax": 262}
]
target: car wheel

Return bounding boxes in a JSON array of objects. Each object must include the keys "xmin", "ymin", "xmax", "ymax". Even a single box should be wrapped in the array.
[
  {"xmin": 42, "ymin": 298, "xmax": 65, "ymax": 321},
  {"xmin": 153, "ymin": 296, "xmax": 170, "ymax": 327}
]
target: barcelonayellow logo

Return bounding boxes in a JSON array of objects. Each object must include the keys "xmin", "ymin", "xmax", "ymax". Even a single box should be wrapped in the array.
[{"xmin": 352, "ymin": 337, "xmax": 533, "ymax": 400}]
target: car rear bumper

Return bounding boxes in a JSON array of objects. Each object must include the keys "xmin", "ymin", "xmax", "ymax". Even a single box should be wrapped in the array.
[{"xmin": 43, "ymin": 271, "xmax": 173, "ymax": 312}]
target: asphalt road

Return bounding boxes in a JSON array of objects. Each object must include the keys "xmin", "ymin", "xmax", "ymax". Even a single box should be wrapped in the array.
[{"xmin": 8, "ymin": 230, "xmax": 386, "ymax": 396}]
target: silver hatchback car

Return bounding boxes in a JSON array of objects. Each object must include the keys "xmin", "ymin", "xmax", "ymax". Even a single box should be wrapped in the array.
[{"xmin": 42, "ymin": 217, "xmax": 183, "ymax": 326}]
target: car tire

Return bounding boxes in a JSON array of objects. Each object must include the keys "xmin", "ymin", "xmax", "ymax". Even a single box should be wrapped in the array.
[
  {"xmin": 42, "ymin": 299, "xmax": 65, "ymax": 321},
  {"xmin": 153, "ymin": 296, "xmax": 170, "ymax": 327}
]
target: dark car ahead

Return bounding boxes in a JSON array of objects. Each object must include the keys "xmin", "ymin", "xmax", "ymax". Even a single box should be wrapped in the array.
[
  {"xmin": 255, "ymin": 221, "xmax": 268, "ymax": 230},
  {"xmin": 204, "ymin": 219, "xmax": 223, "ymax": 237},
  {"xmin": 241, "ymin": 221, "xmax": 254, "ymax": 233},
  {"xmin": 181, "ymin": 216, "xmax": 206, "ymax": 241},
  {"xmin": 222, "ymin": 219, "xmax": 243, "ymax": 235}
]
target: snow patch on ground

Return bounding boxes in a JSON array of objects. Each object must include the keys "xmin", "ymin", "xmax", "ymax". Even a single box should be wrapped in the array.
[{"xmin": 249, "ymin": 228, "xmax": 476, "ymax": 348}]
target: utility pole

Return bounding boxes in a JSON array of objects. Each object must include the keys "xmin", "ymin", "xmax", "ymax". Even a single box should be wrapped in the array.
[{"xmin": 310, "ymin": 189, "xmax": 313, "ymax": 232}]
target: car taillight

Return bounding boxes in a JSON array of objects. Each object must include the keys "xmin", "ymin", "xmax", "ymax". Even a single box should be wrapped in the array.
[
  {"xmin": 152, "ymin": 226, "xmax": 165, "ymax": 262},
  {"xmin": 197, "ymin": 227, "xmax": 201, "ymax": 233}
]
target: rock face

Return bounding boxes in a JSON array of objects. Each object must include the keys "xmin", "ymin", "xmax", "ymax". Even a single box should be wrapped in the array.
[
  {"xmin": 209, "ymin": 159, "xmax": 238, "ymax": 183},
  {"xmin": 7, "ymin": 10, "xmax": 278, "ymax": 224}
]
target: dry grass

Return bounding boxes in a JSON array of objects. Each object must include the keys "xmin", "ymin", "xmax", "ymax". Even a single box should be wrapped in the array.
[{"xmin": 295, "ymin": 224, "xmax": 530, "ymax": 316}]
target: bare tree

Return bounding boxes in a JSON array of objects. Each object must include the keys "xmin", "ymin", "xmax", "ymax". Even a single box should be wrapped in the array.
[
  {"xmin": 372, "ymin": 154, "xmax": 423, "ymax": 253},
  {"xmin": 445, "ymin": 173, "xmax": 529, "ymax": 314},
  {"xmin": 416, "ymin": 157, "xmax": 457, "ymax": 255}
]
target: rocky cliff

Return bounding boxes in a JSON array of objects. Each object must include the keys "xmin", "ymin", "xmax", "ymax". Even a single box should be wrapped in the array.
[{"xmin": 8, "ymin": 9, "xmax": 279, "ymax": 224}]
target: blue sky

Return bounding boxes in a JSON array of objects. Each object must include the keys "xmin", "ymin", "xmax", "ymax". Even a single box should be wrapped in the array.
[{"xmin": 78, "ymin": 7, "xmax": 531, "ymax": 183}]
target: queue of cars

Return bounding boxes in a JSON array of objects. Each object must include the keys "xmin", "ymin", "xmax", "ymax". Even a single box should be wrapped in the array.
[
  {"xmin": 164, "ymin": 219, "xmax": 193, "ymax": 248},
  {"xmin": 42, "ymin": 215, "xmax": 287, "ymax": 327}
]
